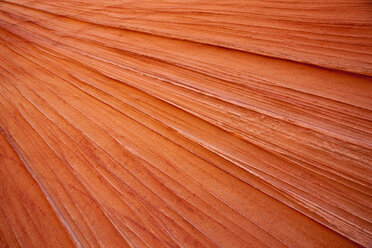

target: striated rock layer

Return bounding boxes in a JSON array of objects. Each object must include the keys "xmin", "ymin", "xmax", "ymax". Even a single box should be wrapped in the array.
[{"xmin": 0, "ymin": 1, "xmax": 371, "ymax": 247}]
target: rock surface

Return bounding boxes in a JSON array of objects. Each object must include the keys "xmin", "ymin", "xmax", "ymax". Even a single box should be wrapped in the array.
[{"xmin": 0, "ymin": 1, "xmax": 371, "ymax": 247}]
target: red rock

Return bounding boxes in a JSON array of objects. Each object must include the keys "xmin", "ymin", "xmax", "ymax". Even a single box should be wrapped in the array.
[{"xmin": 0, "ymin": 1, "xmax": 371, "ymax": 247}]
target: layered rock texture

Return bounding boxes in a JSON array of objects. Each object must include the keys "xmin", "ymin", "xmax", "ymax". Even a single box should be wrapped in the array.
[{"xmin": 0, "ymin": 0, "xmax": 371, "ymax": 247}]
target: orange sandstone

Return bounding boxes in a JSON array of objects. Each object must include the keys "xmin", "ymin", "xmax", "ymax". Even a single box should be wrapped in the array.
[{"xmin": 0, "ymin": 1, "xmax": 371, "ymax": 247}]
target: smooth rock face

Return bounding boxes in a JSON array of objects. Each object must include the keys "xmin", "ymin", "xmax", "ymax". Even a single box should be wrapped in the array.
[{"xmin": 0, "ymin": 0, "xmax": 371, "ymax": 247}]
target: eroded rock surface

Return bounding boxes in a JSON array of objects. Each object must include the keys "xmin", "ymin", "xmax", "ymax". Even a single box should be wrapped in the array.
[{"xmin": 0, "ymin": 1, "xmax": 371, "ymax": 247}]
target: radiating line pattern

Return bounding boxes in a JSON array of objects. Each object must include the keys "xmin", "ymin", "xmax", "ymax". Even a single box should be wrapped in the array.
[{"xmin": 0, "ymin": 0, "xmax": 371, "ymax": 247}]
